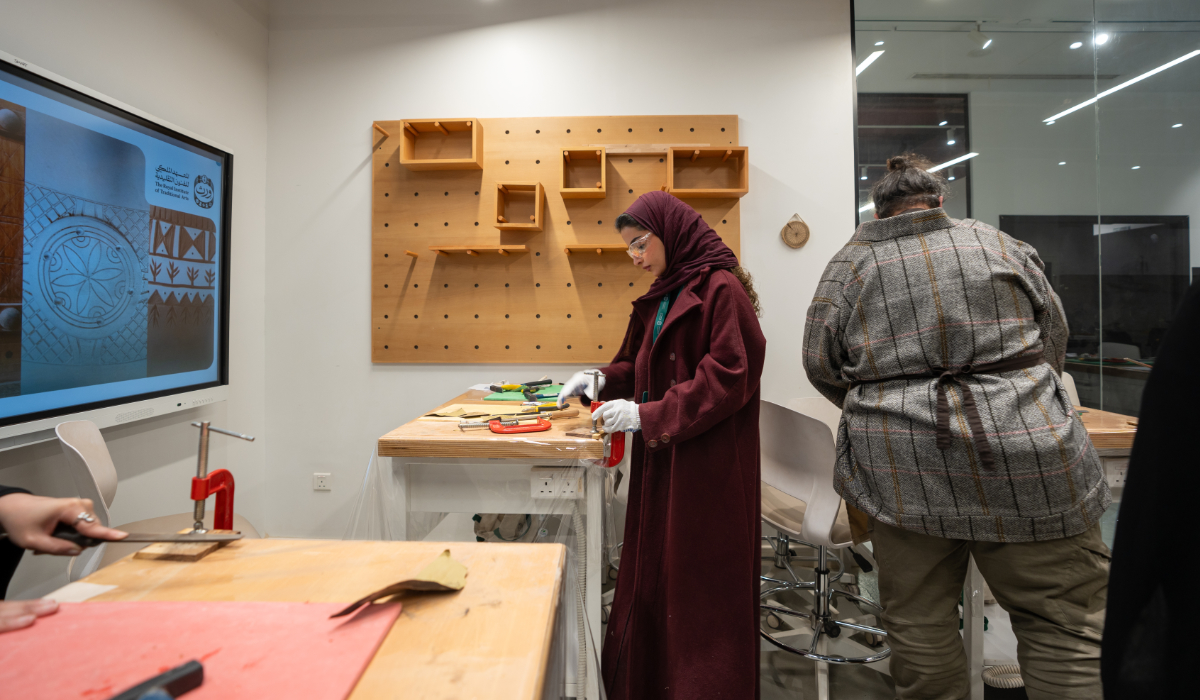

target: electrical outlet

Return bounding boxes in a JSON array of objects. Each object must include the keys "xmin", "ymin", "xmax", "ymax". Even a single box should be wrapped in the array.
[
  {"xmin": 1107, "ymin": 464, "xmax": 1127, "ymax": 489},
  {"xmin": 557, "ymin": 474, "xmax": 583, "ymax": 499},
  {"xmin": 531, "ymin": 475, "xmax": 557, "ymax": 499},
  {"xmin": 313, "ymin": 472, "xmax": 331, "ymax": 491}
]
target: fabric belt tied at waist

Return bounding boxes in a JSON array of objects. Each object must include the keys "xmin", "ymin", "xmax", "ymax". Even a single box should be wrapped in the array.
[{"xmin": 854, "ymin": 351, "xmax": 1045, "ymax": 471}]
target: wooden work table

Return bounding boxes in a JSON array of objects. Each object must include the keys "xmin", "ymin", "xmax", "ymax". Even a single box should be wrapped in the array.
[
  {"xmin": 378, "ymin": 390, "xmax": 605, "ymax": 460},
  {"xmin": 1079, "ymin": 405, "xmax": 1139, "ymax": 451},
  {"xmin": 78, "ymin": 539, "xmax": 567, "ymax": 700}
]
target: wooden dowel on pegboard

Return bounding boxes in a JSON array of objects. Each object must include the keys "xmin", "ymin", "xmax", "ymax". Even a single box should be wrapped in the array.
[
  {"xmin": 498, "ymin": 184, "xmax": 509, "ymax": 194},
  {"xmin": 722, "ymin": 149, "xmax": 733, "ymax": 163},
  {"xmin": 434, "ymin": 121, "xmax": 449, "ymax": 135},
  {"xmin": 497, "ymin": 215, "xmax": 508, "ymax": 223},
  {"xmin": 563, "ymin": 151, "xmax": 571, "ymax": 163},
  {"xmin": 529, "ymin": 215, "xmax": 536, "ymax": 222},
  {"xmin": 435, "ymin": 249, "xmax": 450, "ymax": 257},
  {"xmin": 466, "ymin": 249, "xmax": 479, "ymax": 257},
  {"xmin": 660, "ymin": 185, "xmax": 668, "ymax": 192},
  {"xmin": 691, "ymin": 150, "xmax": 699, "ymax": 162},
  {"xmin": 466, "ymin": 120, "xmax": 472, "ymax": 127},
  {"xmin": 405, "ymin": 250, "xmax": 418, "ymax": 258},
  {"xmin": 564, "ymin": 247, "xmax": 572, "ymax": 256},
  {"xmin": 403, "ymin": 122, "xmax": 419, "ymax": 137},
  {"xmin": 373, "ymin": 122, "xmax": 391, "ymax": 138},
  {"xmin": 596, "ymin": 248, "xmax": 603, "ymax": 256},
  {"xmin": 498, "ymin": 248, "xmax": 510, "ymax": 256},
  {"xmin": 595, "ymin": 150, "xmax": 601, "ymax": 159},
  {"xmin": 595, "ymin": 181, "xmax": 602, "ymax": 188}
]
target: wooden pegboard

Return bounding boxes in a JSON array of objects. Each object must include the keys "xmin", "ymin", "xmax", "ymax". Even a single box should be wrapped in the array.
[{"xmin": 371, "ymin": 115, "xmax": 742, "ymax": 364}]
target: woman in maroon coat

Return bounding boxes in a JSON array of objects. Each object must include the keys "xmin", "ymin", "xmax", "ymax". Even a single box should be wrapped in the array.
[{"xmin": 557, "ymin": 191, "xmax": 766, "ymax": 699}]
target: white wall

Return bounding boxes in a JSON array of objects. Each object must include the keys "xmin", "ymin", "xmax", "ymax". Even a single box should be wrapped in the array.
[
  {"xmin": 0, "ymin": 0, "xmax": 268, "ymax": 596},
  {"xmin": 265, "ymin": 0, "xmax": 856, "ymax": 537}
]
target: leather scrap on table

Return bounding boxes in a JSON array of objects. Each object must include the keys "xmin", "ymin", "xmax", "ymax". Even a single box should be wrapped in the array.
[{"xmin": 330, "ymin": 549, "xmax": 467, "ymax": 618}]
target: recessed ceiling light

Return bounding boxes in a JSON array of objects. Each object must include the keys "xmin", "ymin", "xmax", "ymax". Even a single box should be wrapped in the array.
[
  {"xmin": 1095, "ymin": 33, "xmax": 1109, "ymax": 46},
  {"xmin": 1172, "ymin": 123, "xmax": 1183, "ymax": 128},
  {"xmin": 1070, "ymin": 42, "xmax": 1083, "ymax": 50},
  {"xmin": 948, "ymin": 176, "xmax": 956, "ymax": 181},
  {"xmin": 946, "ymin": 128, "xmax": 956, "ymax": 146},
  {"xmin": 1131, "ymin": 165, "xmax": 1141, "ymax": 170},
  {"xmin": 939, "ymin": 120, "xmax": 948, "ymax": 126},
  {"xmin": 1043, "ymin": 49, "xmax": 1200, "ymax": 124},
  {"xmin": 947, "ymin": 140, "xmax": 957, "ymax": 145},
  {"xmin": 860, "ymin": 166, "xmax": 868, "ymax": 181},
  {"xmin": 875, "ymin": 41, "xmax": 885, "ymax": 46},
  {"xmin": 1059, "ymin": 161, "xmax": 1066, "ymax": 165}
]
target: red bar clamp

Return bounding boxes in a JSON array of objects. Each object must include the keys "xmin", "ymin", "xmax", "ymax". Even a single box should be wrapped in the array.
[
  {"xmin": 191, "ymin": 469, "xmax": 235, "ymax": 531},
  {"xmin": 589, "ymin": 402, "xmax": 626, "ymax": 468}
]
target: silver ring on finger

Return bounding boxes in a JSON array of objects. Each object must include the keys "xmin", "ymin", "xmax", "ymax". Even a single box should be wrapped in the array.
[{"xmin": 74, "ymin": 512, "xmax": 95, "ymax": 524}]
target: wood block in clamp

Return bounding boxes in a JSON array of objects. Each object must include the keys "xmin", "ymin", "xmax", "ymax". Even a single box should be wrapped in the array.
[{"xmin": 134, "ymin": 529, "xmax": 239, "ymax": 563}]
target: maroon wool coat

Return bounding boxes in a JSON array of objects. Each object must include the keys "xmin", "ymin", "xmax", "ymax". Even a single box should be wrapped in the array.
[{"xmin": 599, "ymin": 267, "xmax": 766, "ymax": 700}]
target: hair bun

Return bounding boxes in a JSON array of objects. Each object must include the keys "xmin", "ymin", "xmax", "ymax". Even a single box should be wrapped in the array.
[{"xmin": 886, "ymin": 155, "xmax": 908, "ymax": 172}]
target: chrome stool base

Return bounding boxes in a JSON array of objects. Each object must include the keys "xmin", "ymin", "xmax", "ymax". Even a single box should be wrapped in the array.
[{"xmin": 760, "ymin": 537, "xmax": 891, "ymax": 665}]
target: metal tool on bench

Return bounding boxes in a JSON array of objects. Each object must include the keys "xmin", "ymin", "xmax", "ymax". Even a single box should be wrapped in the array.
[
  {"xmin": 50, "ymin": 523, "xmax": 241, "ymax": 548},
  {"xmin": 189, "ymin": 422, "xmax": 255, "ymax": 535},
  {"xmin": 489, "ymin": 378, "xmax": 553, "ymax": 393},
  {"xmin": 458, "ymin": 416, "xmax": 552, "ymax": 433}
]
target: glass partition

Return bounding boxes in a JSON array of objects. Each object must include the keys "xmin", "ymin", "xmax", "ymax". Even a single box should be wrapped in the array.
[{"xmin": 853, "ymin": 0, "xmax": 1200, "ymax": 417}]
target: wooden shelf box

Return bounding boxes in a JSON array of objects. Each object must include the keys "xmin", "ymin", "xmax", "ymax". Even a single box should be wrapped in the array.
[
  {"xmin": 666, "ymin": 147, "xmax": 748, "ymax": 198},
  {"xmin": 495, "ymin": 182, "xmax": 545, "ymax": 232},
  {"xmin": 399, "ymin": 119, "xmax": 483, "ymax": 170},
  {"xmin": 561, "ymin": 148, "xmax": 606, "ymax": 199},
  {"xmin": 564, "ymin": 244, "xmax": 627, "ymax": 256}
]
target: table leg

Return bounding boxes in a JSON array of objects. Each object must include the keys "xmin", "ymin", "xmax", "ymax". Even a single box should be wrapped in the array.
[
  {"xmin": 963, "ymin": 556, "xmax": 984, "ymax": 700},
  {"xmin": 585, "ymin": 466, "xmax": 604, "ymax": 700},
  {"xmin": 394, "ymin": 457, "xmax": 409, "ymax": 541}
]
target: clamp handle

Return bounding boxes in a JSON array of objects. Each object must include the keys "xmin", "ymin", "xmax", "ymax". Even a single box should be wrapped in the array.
[{"xmin": 489, "ymin": 417, "xmax": 551, "ymax": 433}]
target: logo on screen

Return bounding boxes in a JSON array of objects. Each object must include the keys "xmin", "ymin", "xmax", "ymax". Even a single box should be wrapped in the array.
[{"xmin": 194, "ymin": 175, "xmax": 214, "ymax": 209}]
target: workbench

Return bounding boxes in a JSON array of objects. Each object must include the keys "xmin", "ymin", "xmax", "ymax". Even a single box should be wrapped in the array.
[
  {"xmin": 378, "ymin": 390, "xmax": 623, "ymax": 700},
  {"xmin": 962, "ymin": 406, "xmax": 1137, "ymax": 700},
  {"xmin": 73, "ymin": 539, "xmax": 567, "ymax": 700}
]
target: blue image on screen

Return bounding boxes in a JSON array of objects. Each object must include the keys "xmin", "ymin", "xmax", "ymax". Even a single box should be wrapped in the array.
[{"xmin": 0, "ymin": 65, "xmax": 225, "ymax": 423}]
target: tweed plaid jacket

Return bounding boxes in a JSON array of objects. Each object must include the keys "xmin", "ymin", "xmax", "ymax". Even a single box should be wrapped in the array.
[{"xmin": 803, "ymin": 208, "xmax": 1110, "ymax": 543}]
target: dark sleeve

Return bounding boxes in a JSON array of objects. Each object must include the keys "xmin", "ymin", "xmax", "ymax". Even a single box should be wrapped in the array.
[
  {"xmin": 598, "ymin": 312, "xmax": 647, "ymax": 401},
  {"xmin": 638, "ymin": 274, "xmax": 765, "ymax": 450},
  {"xmin": 0, "ymin": 486, "xmax": 32, "ymax": 599},
  {"xmin": 1102, "ymin": 281, "xmax": 1200, "ymax": 697}
]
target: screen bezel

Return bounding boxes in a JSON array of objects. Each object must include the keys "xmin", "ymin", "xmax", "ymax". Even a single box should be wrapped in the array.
[{"xmin": 0, "ymin": 57, "xmax": 232, "ymax": 429}]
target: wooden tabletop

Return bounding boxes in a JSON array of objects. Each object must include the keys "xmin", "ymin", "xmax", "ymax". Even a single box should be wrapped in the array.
[
  {"xmin": 378, "ymin": 390, "xmax": 605, "ymax": 459},
  {"xmin": 79, "ymin": 539, "xmax": 567, "ymax": 700},
  {"xmin": 1080, "ymin": 406, "xmax": 1138, "ymax": 451}
]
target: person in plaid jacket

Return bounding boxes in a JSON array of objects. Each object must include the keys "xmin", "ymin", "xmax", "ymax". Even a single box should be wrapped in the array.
[{"xmin": 804, "ymin": 154, "xmax": 1110, "ymax": 699}]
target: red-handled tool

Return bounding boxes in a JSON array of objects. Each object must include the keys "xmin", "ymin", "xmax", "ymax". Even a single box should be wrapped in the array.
[
  {"xmin": 489, "ymin": 417, "xmax": 551, "ymax": 433},
  {"xmin": 587, "ymin": 372, "xmax": 626, "ymax": 468}
]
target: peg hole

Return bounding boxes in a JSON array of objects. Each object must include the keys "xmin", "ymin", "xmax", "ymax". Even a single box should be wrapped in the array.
[
  {"xmin": 536, "ymin": 159, "xmax": 540, "ymax": 164},
  {"xmin": 444, "ymin": 314, "xmax": 448, "ymax": 318},
  {"xmin": 384, "ymin": 193, "xmax": 389, "ymax": 197},
  {"xmin": 444, "ymin": 345, "xmax": 448, "ymax": 349},
  {"xmin": 536, "ymin": 314, "xmax": 541, "ymax": 318},
  {"xmin": 567, "ymin": 314, "xmax": 572, "ymax": 318},
  {"xmin": 628, "ymin": 158, "xmax": 633, "ymax": 163},
  {"xmin": 689, "ymin": 127, "xmax": 694, "ymax": 132},
  {"xmin": 658, "ymin": 128, "xmax": 663, "ymax": 132},
  {"xmin": 505, "ymin": 160, "xmax": 510, "ymax": 164},
  {"xmin": 506, "ymin": 345, "xmax": 510, "ymax": 349},
  {"xmin": 384, "ymin": 284, "xmax": 388, "ymax": 288},
  {"xmin": 505, "ymin": 130, "xmax": 509, "ymax": 134},
  {"xmin": 474, "ymin": 222, "xmax": 479, "ymax": 226},
  {"xmin": 475, "ymin": 345, "xmax": 479, "ymax": 349},
  {"xmin": 384, "ymin": 314, "xmax": 388, "ymax": 318},
  {"xmin": 444, "ymin": 192, "xmax": 449, "ymax": 196},
  {"xmin": 505, "ymin": 314, "xmax": 510, "ymax": 318},
  {"xmin": 474, "ymin": 283, "xmax": 479, "ymax": 287},
  {"xmin": 567, "ymin": 282, "xmax": 572, "ymax": 287},
  {"xmin": 567, "ymin": 220, "xmax": 572, "ymax": 225},
  {"xmin": 597, "ymin": 128, "xmax": 602, "ymax": 133},
  {"xmin": 598, "ymin": 313, "xmax": 603, "ymax": 318},
  {"xmin": 721, "ymin": 127, "xmax": 726, "ymax": 132},
  {"xmin": 384, "ymin": 345, "xmax": 389, "ymax": 349},
  {"xmin": 567, "ymin": 129, "xmax": 571, "ymax": 133},
  {"xmin": 414, "ymin": 192, "xmax": 419, "ymax": 196},
  {"xmin": 536, "ymin": 283, "xmax": 541, "ymax": 287},
  {"xmin": 385, "ymin": 163, "xmax": 389, "ymax": 167},
  {"xmin": 384, "ymin": 223, "xmax": 388, "ymax": 228},
  {"xmin": 414, "ymin": 284, "xmax": 418, "ymax": 288},
  {"xmin": 443, "ymin": 222, "xmax": 448, "ymax": 226},
  {"xmin": 475, "ymin": 314, "xmax": 479, "ymax": 318},
  {"xmin": 505, "ymin": 283, "xmax": 509, "ymax": 288},
  {"xmin": 723, "ymin": 219, "xmax": 728, "ymax": 224},
  {"xmin": 536, "ymin": 345, "xmax": 541, "ymax": 349},
  {"xmin": 568, "ymin": 345, "xmax": 572, "ymax": 349},
  {"xmin": 628, "ymin": 189, "xmax": 633, "ymax": 193},
  {"xmin": 599, "ymin": 345, "xmax": 603, "ymax": 349},
  {"xmin": 414, "ymin": 222, "xmax": 418, "ymax": 227},
  {"xmin": 444, "ymin": 283, "xmax": 448, "ymax": 287},
  {"xmin": 598, "ymin": 282, "xmax": 603, "ymax": 287},
  {"xmin": 384, "ymin": 253, "xmax": 389, "ymax": 257},
  {"xmin": 597, "ymin": 220, "xmax": 602, "ymax": 225}
]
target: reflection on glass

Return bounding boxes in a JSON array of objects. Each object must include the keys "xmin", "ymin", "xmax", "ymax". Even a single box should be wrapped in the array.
[{"xmin": 853, "ymin": 1, "xmax": 1199, "ymax": 418}]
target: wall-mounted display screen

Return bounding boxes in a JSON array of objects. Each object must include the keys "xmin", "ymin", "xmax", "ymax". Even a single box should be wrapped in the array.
[{"xmin": 0, "ymin": 59, "xmax": 230, "ymax": 427}]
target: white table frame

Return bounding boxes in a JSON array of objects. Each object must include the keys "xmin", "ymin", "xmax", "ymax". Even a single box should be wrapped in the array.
[{"xmin": 387, "ymin": 453, "xmax": 623, "ymax": 700}]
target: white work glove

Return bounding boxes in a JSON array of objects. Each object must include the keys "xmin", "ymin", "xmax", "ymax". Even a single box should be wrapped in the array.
[
  {"xmin": 596, "ymin": 399, "xmax": 641, "ymax": 433},
  {"xmin": 558, "ymin": 370, "xmax": 605, "ymax": 408}
]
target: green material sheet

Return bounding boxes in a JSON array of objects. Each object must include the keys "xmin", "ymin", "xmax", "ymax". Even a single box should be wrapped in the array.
[{"xmin": 484, "ymin": 384, "xmax": 564, "ymax": 401}]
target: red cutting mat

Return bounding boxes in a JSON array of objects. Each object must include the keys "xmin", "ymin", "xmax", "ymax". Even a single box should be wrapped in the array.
[{"xmin": 0, "ymin": 601, "xmax": 402, "ymax": 699}]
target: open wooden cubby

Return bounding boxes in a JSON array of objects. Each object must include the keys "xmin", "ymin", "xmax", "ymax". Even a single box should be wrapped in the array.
[
  {"xmin": 400, "ymin": 119, "xmax": 483, "ymax": 170},
  {"xmin": 561, "ymin": 148, "xmax": 606, "ymax": 199},
  {"xmin": 495, "ymin": 182, "xmax": 544, "ymax": 231},
  {"xmin": 667, "ymin": 147, "xmax": 748, "ymax": 198}
]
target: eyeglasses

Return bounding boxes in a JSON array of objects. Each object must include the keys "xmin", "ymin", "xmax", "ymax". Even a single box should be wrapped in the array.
[{"xmin": 626, "ymin": 231, "xmax": 653, "ymax": 260}]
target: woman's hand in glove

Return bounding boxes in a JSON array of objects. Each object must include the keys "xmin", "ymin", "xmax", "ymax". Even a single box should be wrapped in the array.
[
  {"xmin": 596, "ymin": 399, "xmax": 641, "ymax": 433},
  {"xmin": 557, "ymin": 370, "xmax": 605, "ymax": 408}
]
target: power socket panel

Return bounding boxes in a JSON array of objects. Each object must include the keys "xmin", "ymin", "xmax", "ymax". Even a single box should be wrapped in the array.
[
  {"xmin": 313, "ymin": 472, "xmax": 332, "ymax": 491},
  {"xmin": 530, "ymin": 469, "xmax": 584, "ymax": 500}
]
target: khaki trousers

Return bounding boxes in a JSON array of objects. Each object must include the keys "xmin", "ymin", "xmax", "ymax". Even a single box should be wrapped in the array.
[{"xmin": 872, "ymin": 520, "xmax": 1110, "ymax": 700}]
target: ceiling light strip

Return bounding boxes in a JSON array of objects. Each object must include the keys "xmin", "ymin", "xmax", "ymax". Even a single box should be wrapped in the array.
[
  {"xmin": 1043, "ymin": 50, "xmax": 1200, "ymax": 123},
  {"xmin": 856, "ymin": 51, "xmax": 885, "ymax": 76}
]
